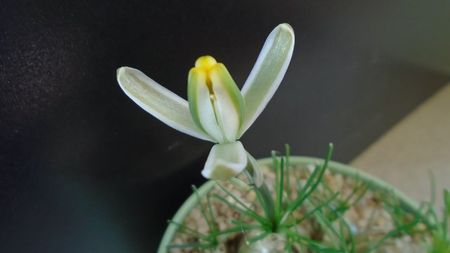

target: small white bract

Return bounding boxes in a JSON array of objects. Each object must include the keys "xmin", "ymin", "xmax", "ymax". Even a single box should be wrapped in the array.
[{"xmin": 117, "ymin": 23, "xmax": 295, "ymax": 180}]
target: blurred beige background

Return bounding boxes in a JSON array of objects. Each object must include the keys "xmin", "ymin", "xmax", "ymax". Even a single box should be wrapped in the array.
[{"xmin": 352, "ymin": 84, "xmax": 450, "ymax": 210}]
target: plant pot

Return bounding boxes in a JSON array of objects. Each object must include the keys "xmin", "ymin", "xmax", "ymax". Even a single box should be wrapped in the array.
[{"xmin": 157, "ymin": 156, "xmax": 426, "ymax": 253}]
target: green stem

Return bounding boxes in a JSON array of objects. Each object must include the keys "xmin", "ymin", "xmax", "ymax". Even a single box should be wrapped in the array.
[{"xmin": 245, "ymin": 154, "xmax": 277, "ymax": 232}]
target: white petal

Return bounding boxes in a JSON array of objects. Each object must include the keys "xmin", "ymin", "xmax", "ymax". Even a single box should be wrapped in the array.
[
  {"xmin": 201, "ymin": 141, "xmax": 248, "ymax": 180},
  {"xmin": 187, "ymin": 69, "xmax": 225, "ymax": 143},
  {"xmin": 210, "ymin": 64, "xmax": 244, "ymax": 142},
  {"xmin": 117, "ymin": 67, "xmax": 213, "ymax": 142},
  {"xmin": 239, "ymin": 23, "xmax": 295, "ymax": 137}
]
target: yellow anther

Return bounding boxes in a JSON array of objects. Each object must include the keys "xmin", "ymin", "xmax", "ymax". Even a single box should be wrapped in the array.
[
  {"xmin": 195, "ymin": 55, "xmax": 217, "ymax": 72},
  {"xmin": 193, "ymin": 55, "xmax": 219, "ymax": 92}
]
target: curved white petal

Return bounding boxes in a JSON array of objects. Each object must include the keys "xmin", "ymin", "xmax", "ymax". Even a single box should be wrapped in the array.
[
  {"xmin": 210, "ymin": 64, "xmax": 245, "ymax": 142},
  {"xmin": 187, "ymin": 69, "xmax": 225, "ymax": 143},
  {"xmin": 239, "ymin": 23, "xmax": 295, "ymax": 137},
  {"xmin": 117, "ymin": 67, "xmax": 213, "ymax": 142},
  {"xmin": 201, "ymin": 141, "xmax": 248, "ymax": 180}
]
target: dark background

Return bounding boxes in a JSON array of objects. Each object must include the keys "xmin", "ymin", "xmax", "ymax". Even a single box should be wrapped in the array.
[{"xmin": 1, "ymin": 0, "xmax": 449, "ymax": 252}]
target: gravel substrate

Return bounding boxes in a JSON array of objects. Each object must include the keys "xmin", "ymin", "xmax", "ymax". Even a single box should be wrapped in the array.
[{"xmin": 169, "ymin": 163, "xmax": 430, "ymax": 253}]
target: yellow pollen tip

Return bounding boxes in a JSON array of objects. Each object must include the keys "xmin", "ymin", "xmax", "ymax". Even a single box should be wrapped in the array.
[{"xmin": 195, "ymin": 55, "xmax": 217, "ymax": 72}]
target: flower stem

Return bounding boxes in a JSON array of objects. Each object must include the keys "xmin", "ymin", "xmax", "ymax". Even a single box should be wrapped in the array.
[{"xmin": 245, "ymin": 154, "xmax": 278, "ymax": 232}]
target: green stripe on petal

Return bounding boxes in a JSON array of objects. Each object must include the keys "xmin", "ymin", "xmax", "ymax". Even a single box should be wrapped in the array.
[
  {"xmin": 117, "ymin": 67, "xmax": 213, "ymax": 142},
  {"xmin": 209, "ymin": 64, "xmax": 245, "ymax": 142},
  {"xmin": 239, "ymin": 23, "xmax": 295, "ymax": 137},
  {"xmin": 188, "ymin": 68, "xmax": 225, "ymax": 143},
  {"xmin": 202, "ymin": 141, "xmax": 248, "ymax": 180}
]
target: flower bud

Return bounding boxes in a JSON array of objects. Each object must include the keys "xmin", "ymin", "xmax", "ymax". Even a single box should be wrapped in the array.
[{"xmin": 188, "ymin": 56, "xmax": 245, "ymax": 143}]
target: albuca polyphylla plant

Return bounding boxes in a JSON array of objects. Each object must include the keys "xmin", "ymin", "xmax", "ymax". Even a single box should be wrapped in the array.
[
  {"xmin": 117, "ymin": 24, "xmax": 449, "ymax": 252},
  {"xmin": 117, "ymin": 23, "xmax": 294, "ymax": 181}
]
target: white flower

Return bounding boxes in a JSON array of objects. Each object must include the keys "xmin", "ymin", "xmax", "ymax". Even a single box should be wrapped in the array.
[{"xmin": 117, "ymin": 23, "xmax": 295, "ymax": 180}]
